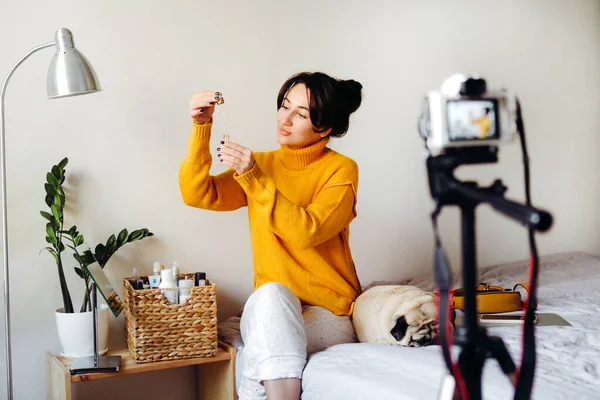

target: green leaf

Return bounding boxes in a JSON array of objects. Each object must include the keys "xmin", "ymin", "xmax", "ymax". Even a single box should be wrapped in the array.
[
  {"xmin": 58, "ymin": 157, "xmax": 68, "ymax": 170},
  {"xmin": 140, "ymin": 229, "xmax": 154, "ymax": 238},
  {"xmin": 41, "ymin": 247, "xmax": 59, "ymax": 263},
  {"xmin": 40, "ymin": 211, "xmax": 53, "ymax": 221},
  {"xmin": 127, "ymin": 230, "xmax": 144, "ymax": 242},
  {"xmin": 46, "ymin": 225, "xmax": 57, "ymax": 245},
  {"xmin": 51, "ymin": 165, "xmax": 61, "ymax": 179},
  {"xmin": 74, "ymin": 267, "xmax": 84, "ymax": 279},
  {"xmin": 117, "ymin": 229, "xmax": 128, "ymax": 247},
  {"xmin": 68, "ymin": 225, "xmax": 77, "ymax": 237},
  {"xmin": 49, "ymin": 219, "xmax": 60, "ymax": 232},
  {"xmin": 45, "ymin": 194, "xmax": 53, "ymax": 208},
  {"xmin": 106, "ymin": 234, "xmax": 117, "ymax": 252},
  {"xmin": 94, "ymin": 244, "xmax": 106, "ymax": 264},
  {"xmin": 50, "ymin": 204, "xmax": 61, "ymax": 221},
  {"xmin": 44, "ymin": 183, "xmax": 56, "ymax": 196},
  {"xmin": 51, "ymin": 195, "xmax": 65, "ymax": 211},
  {"xmin": 74, "ymin": 234, "xmax": 84, "ymax": 247},
  {"xmin": 58, "ymin": 242, "xmax": 65, "ymax": 253},
  {"xmin": 83, "ymin": 250, "xmax": 95, "ymax": 265},
  {"xmin": 46, "ymin": 172, "xmax": 59, "ymax": 187},
  {"xmin": 45, "ymin": 236, "xmax": 53, "ymax": 244}
]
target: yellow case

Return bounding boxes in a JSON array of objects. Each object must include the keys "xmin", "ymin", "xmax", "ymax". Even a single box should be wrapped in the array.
[{"xmin": 452, "ymin": 282, "xmax": 530, "ymax": 314}]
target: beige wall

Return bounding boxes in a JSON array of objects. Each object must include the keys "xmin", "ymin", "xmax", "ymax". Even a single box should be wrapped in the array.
[{"xmin": 0, "ymin": 0, "xmax": 599, "ymax": 398}]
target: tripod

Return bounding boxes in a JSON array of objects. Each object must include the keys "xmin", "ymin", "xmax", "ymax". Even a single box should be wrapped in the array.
[{"xmin": 427, "ymin": 146, "xmax": 552, "ymax": 400}]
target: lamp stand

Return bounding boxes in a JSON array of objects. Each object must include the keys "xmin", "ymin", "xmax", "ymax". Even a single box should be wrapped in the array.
[
  {"xmin": 1, "ymin": 41, "xmax": 55, "ymax": 400},
  {"xmin": 2, "ymin": 29, "xmax": 102, "ymax": 398}
]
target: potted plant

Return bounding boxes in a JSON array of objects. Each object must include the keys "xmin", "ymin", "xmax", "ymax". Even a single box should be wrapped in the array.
[{"xmin": 41, "ymin": 158, "xmax": 153, "ymax": 357}]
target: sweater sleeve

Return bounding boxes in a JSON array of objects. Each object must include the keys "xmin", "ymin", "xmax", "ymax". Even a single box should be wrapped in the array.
[
  {"xmin": 179, "ymin": 122, "xmax": 247, "ymax": 211},
  {"xmin": 234, "ymin": 163, "xmax": 358, "ymax": 250}
]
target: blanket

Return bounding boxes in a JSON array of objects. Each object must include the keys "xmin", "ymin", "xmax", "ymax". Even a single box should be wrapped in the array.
[{"xmin": 352, "ymin": 285, "xmax": 438, "ymax": 347}]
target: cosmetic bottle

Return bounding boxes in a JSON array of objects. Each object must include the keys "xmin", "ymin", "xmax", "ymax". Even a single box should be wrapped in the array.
[
  {"xmin": 159, "ymin": 269, "xmax": 178, "ymax": 304},
  {"xmin": 149, "ymin": 261, "xmax": 162, "ymax": 288}
]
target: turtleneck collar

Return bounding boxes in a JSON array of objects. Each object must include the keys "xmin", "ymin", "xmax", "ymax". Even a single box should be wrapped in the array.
[{"xmin": 278, "ymin": 138, "xmax": 331, "ymax": 171}]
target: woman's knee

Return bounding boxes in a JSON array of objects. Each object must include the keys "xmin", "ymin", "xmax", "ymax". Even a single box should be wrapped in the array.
[
  {"xmin": 255, "ymin": 281, "xmax": 293, "ymax": 298},
  {"xmin": 248, "ymin": 282, "xmax": 299, "ymax": 309},
  {"xmin": 241, "ymin": 282, "xmax": 303, "ymax": 333}
]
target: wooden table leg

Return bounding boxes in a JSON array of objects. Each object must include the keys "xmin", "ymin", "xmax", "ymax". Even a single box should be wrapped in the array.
[
  {"xmin": 197, "ymin": 342, "xmax": 237, "ymax": 400},
  {"xmin": 46, "ymin": 352, "xmax": 71, "ymax": 400}
]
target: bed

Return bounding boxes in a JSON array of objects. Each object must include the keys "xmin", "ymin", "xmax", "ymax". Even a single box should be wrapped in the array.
[{"xmin": 220, "ymin": 251, "xmax": 600, "ymax": 399}]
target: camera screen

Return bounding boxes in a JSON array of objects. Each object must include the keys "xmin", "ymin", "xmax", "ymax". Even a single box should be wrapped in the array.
[{"xmin": 446, "ymin": 99, "xmax": 499, "ymax": 141}]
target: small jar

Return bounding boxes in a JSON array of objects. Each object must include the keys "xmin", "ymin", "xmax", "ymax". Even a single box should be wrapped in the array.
[
  {"xmin": 195, "ymin": 272, "xmax": 207, "ymax": 287},
  {"xmin": 178, "ymin": 279, "xmax": 194, "ymax": 304}
]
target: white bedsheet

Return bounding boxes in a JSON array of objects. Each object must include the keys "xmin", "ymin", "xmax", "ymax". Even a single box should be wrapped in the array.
[{"xmin": 302, "ymin": 251, "xmax": 600, "ymax": 399}]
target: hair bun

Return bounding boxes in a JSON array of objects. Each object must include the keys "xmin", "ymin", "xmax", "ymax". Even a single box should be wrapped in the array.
[{"xmin": 336, "ymin": 79, "xmax": 363, "ymax": 115}]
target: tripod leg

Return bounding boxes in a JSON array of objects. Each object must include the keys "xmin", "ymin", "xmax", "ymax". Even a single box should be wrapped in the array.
[
  {"xmin": 457, "ymin": 344, "xmax": 484, "ymax": 400},
  {"xmin": 487, "ymin": 336, "xmax": 517, "ymax": 386}
]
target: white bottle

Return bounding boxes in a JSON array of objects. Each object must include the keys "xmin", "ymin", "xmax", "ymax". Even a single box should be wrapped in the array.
[
  {"xmin": 172, "ymin": 260, "xmax": 180, "ymax": 284},
  {"xmin": 149, "ymin": 261, "xmax": 162, "ymax": 288},
  {"xmin": 159, "ymin": 269, "xmax": 178, "ymax": 304},
  {"xmin": 178, "ymin": 279, "xmax": 194, "ymax": 304}
]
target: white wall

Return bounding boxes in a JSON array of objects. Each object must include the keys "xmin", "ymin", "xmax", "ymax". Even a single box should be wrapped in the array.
[{"xmin": 0, "ymin": 0, "xmax": 599, "ymax": 398}]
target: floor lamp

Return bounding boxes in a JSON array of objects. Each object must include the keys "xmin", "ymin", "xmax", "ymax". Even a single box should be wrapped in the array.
[{"xmin": 0, "ymin": 28, "xmax": 101, "ymax": 399}]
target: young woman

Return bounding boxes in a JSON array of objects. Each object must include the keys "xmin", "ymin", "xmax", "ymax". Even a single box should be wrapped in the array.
[{"xmin": 179, "ymin": 72, "xmax": 363, "ymax": 400}]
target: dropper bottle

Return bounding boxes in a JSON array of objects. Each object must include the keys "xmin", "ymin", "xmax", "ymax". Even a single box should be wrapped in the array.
[{"xmin": 218, "ymin": 94, "xmax": 230, "ymax": 142}]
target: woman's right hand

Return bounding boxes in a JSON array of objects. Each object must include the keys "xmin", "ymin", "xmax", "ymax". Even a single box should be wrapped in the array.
[{"xmin": 189, "ymin": 91, "xmax": 221, "ymax": 124}]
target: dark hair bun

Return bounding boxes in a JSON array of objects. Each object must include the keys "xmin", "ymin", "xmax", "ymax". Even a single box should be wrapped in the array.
[
  {"xmin": 277, "ymin": 72, "xmax": 363, "ymax": 138},
  {"xmin": 336, "ymin": 79, "xmax": 363, "ymax": 115}
]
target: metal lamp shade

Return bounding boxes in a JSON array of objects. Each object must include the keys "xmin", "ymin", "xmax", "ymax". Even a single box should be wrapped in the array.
[{"xmin": 47, "ymin": 28, "xmax": 101, "ymax": 99}]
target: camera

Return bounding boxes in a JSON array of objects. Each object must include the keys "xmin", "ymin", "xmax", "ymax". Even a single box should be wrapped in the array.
[{"xmin": 419, "ymin": 74, "xmax": 518, "ymax": 156}]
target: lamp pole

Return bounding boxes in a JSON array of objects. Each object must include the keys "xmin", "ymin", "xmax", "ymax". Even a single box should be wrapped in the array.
[
  {"xmin": 0, "ymin": 28, "xmax": 100, "ymax": 399},
  {"xmin": 1, "ymin": 41, "xmax": 55, "ymax": 400}
]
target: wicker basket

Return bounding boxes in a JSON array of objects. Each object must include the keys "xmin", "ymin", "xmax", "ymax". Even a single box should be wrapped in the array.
[{"xmin": 124, "ymin": 274, "xmax": 218, "ymax": 363}]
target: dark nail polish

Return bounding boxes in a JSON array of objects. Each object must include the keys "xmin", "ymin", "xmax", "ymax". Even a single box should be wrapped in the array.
[
  {"xmin": 220, "ymin": 141, "xmax": 224, "ymax": 144},
  {"xmin": 215, "ymin": 96, "xmax": 219, "ymax": 100},
  {"xmin": 210, "ymin": 101, "xmax": 215, "ymax": 105},
  {"xmin": 199, "ymin": 109, "xmax": 204, "ymax": 113},
  {"xmin": 217, "ymin": 147, "xmax": 221, "ymax": 151},
  {"xmin": 217, "ymin": 154, "xmax": 221, "ymax": 157},
  {"xmin": 215, "ymin": 92, "xmax": 220, "ymax": 95},
  {"xmin": 219, "ymin": 159, "xmax": 223, "ymax": 162}
]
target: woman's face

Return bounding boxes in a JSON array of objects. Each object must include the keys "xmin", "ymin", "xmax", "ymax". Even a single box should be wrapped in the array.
[{"xmin": 277, "ymin": 83, "xmax": 330, "ymax": 149}]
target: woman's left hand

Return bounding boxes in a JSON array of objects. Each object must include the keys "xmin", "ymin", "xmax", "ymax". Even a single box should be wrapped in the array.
[{"xmin": 217, "ymin": 140, "xmax": 256, "ymax": 175}]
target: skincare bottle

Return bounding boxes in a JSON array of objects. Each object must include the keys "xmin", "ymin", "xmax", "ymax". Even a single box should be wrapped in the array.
[
  {"xmin": 195, "ymin": 272, "xmax": 206, "ymax": 286},
  {"xmin": 149, "ymin": 261, "xmax": 162, "ymax": 288},
  {"xmin": 172, "ymin": 260, "xmax": 181, "ymax": 284},
  {"xmin": 131, "ymin": 268, "xmax": 143, "ymax": 290},
  {"xmin": 178, "ymin": 279, "xmax": 194, "ymax": 304},
  {"xmin": 159, "ymin": 269, "xmax": 178, "ymax": 304}
]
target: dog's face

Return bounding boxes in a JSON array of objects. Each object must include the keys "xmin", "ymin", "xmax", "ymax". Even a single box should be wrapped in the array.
[{"xmin": 390, "ymin": 314, "xmax": 439, "ymax": 347}]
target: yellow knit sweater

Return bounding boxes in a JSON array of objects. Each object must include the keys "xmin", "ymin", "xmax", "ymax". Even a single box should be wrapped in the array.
[{"xmin": 179, "ymin": 122, "xmax": 362, "ymax": 316}]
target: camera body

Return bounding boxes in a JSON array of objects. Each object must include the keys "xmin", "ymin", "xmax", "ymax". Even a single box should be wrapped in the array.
[{"xmin": 419, "ymin": 75, "xmax": 518, "ymax": 156}]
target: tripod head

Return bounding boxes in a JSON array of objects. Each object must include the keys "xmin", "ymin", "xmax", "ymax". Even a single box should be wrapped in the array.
[{"xmin": 427, "ymin": 146, "xmax": 552, "ymax": 233}]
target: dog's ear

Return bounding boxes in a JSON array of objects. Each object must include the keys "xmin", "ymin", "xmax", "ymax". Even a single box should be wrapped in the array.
[{"xmin": 390, "ymin": 316, "xmax": 409, "ymax": 341}]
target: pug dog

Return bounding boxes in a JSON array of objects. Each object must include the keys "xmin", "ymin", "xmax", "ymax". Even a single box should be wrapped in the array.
[{"xmin": 352, "ymin": 285, "xmax": 439, "ymax": 347}]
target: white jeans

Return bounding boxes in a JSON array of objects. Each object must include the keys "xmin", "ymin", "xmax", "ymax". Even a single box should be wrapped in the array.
[{"xmin": 237, "ymin": 282, "xmax": 357, "ymax": 400}]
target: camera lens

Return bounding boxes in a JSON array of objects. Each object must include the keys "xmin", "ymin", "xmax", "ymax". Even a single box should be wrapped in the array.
[{"xmin": 459, "ymin": 77, "xmax": 487, "ymax": 96}]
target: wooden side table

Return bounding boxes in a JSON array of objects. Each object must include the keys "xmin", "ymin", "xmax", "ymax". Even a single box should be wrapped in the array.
[{"xmin": 46, "ymin": 341, "xmax": 237, "ymax": 400}]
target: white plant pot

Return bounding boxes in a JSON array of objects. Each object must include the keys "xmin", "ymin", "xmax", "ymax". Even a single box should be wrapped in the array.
[{"xmin": 55, "ymin": 304, "xmax": 109, "ymax": 358}]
